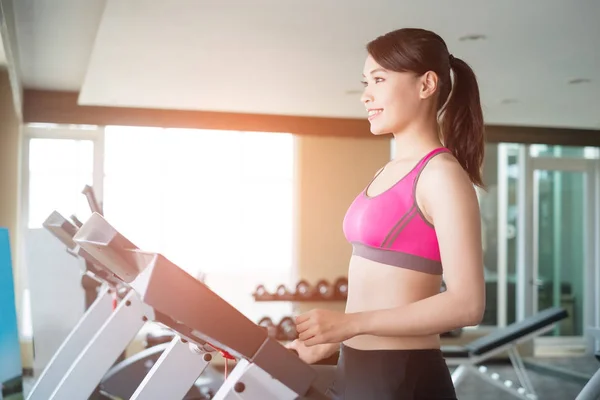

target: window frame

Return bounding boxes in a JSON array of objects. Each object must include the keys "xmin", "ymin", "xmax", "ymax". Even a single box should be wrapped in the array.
[{"xmin": 20, "ymin": 124, "xmax": 105, "ymax": 263}]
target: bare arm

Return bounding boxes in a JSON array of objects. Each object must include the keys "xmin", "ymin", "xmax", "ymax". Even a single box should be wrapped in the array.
[{"xmin": 351, "ymin": 155, "xmax": 486, "ymax": 337}]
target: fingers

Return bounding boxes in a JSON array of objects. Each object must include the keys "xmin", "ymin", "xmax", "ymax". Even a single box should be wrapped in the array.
[
  {"xmin": 303, "ymin": 336, "xmax": 321, "ymax": 347},
  {"xmin": 296, "ymin": 310, "xmax": 318, "ymax": 334},
  {"xmin": 295, "ymin": 312, "xmax": 310, "ymax": 325},
  {"xmin": 294, "ymin": 310, "xmax": 323, "ymax": 345},
  {"xmin": 286, "ymin": 339, "xmax": 299, "ymax": 350},
  {"xmin": 298, "ymin": 326, "xmax": 319, "ymax": 342},
  {"xmin": 296, "ymin": 318, "xmax": 312, "ymax": 334}
]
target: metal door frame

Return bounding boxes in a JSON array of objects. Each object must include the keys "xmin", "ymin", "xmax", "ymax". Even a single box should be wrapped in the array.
[{"xmin": 517, "ymin": 149, "xmax": 599, "ymax": 352}]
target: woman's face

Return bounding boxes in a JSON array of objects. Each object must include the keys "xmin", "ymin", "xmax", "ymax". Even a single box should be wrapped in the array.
[{"xmin": 360, "ymin": 54, "xmax": 424, "ymax": 136}]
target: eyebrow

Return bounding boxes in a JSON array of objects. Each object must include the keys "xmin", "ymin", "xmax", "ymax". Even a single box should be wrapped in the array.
[{"xmin": 362, "ymin": 68, "xmax": 387, "ymax": 77}]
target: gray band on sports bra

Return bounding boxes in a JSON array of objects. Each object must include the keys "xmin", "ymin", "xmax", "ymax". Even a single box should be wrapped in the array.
[{"xmin": 352, "ymin": 242, "xmax": 443, "ymax": 275}]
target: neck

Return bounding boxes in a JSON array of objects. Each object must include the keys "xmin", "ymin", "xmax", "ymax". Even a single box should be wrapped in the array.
[{"xmin": 391, "ymin": 118, "xmax": 442, "ymax": 161}]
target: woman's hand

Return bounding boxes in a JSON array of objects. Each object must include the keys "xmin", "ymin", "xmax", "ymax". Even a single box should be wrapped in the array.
[
  {"xmin": 286, "ymin": 339, "xmax": 338, "ymax": 364},
  {"xmin": 295, "ymin": 309, "xmax": 361, "ymax": 346}
]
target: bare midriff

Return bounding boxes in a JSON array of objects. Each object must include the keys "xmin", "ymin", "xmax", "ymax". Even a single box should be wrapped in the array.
[{"xmin": 343, "ymin": 254, "xmax": 443, "ymax": 350}]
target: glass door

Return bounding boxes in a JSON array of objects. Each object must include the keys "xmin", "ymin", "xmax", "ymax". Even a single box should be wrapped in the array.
[{"xmin": 529, "ymin": 157, "xmax": 597, "ymax": 344}]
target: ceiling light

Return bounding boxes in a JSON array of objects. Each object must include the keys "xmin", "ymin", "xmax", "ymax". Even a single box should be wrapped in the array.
[
  {"xmin": 568, "ymin": 78, "xmax": 591, "ymax": 85},
  {"xmin": 501, "ymin": 98, "xmax": 519, "ymax": 105},
  {"xmin": 459, "ymin": 34, "xmax": 486, "ymax": 42}
]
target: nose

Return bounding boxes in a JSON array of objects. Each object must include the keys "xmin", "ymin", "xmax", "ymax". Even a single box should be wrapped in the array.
[{"xmin": 360, "ymin": 87, "xmax": 373, "ymax": 106}]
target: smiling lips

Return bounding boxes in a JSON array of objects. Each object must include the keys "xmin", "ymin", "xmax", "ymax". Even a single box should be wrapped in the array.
[{"xmin": 368, "ymin": 109, "xmax": 383, "ymax": 121}]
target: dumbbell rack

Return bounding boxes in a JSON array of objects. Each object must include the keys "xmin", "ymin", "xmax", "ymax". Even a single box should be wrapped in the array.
[
  {"xmin": 252, "ymin": 277, "xmax": 348, "ymax": 302},
  {"xmin": 252, "ymin": 277, "xmax": 348, "ymax": 342}
]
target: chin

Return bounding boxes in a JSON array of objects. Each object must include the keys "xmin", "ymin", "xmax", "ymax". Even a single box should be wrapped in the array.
[{"xmin": 369, "ymin": 124, "xmax": 392, "ymax": 136}]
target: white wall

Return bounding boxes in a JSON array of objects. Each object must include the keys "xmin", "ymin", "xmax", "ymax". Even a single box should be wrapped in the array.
[{"xmin": 24, "ymin": 228, "xmax": 85, "ymax": 375}]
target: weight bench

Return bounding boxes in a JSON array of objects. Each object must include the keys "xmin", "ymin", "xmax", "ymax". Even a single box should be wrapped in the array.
[
  {"xmin": 575, "ymin": 327, "xmax": 600, "ymax": 400},
  {"xmin": 444, "ymin": 306, "xmax": 568, "ymax": 400}
]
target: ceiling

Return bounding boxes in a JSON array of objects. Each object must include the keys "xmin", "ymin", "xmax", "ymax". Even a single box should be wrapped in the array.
[{"xmin": 8, "ymin": 0, "xmax": 600, "ymax": 130}]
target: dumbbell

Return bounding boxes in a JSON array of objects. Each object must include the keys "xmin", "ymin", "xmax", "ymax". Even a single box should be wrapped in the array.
[
  {"xmin": 295, "ymin": 280, "xmax": 314, "ymax": 299},
  {"xmin": 278, "ymin": 316, "xmax": 298, "ymax": 341},
  {"xmin": 258, "ymin": 317, "xmax": 278, "ymax": 338},
  {"xmin": 315, "ymin": 280, "xmax": 334, "ymax": 299},
  {"xmin": 334, "ymin": 277, "xmax": 348, "ymax": 299},
  {"xmin": 275, "ymin": 284, "xmax": 292, "ymax": 299},
  {"xmin": 253, "ymin": 284, "xmax": 271, "ymax": 300}
]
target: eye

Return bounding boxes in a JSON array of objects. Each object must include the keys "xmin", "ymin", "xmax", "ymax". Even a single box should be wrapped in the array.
[{"xmin": 360, "ymin": 77, "xmax": 384, "ymax": 87}]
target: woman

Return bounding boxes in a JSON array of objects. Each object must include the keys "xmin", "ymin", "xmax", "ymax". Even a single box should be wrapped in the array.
[{"xmin": 288, "ymin": 27, "xmax": 486, "ymax": 399}]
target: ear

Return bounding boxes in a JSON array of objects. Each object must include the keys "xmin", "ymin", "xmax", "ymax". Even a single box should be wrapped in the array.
[{"xmin": 419, "ymin": 71, "xmax": 439, "ymax": 100}]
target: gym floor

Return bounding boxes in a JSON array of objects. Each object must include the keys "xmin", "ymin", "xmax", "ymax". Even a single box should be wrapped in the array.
[{"xmin": 20, "ymin": 354, "xmax": 597, "ymax": 399}]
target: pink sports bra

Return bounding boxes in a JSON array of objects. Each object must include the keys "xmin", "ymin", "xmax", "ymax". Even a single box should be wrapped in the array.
[{"xmin": 342, "ymin": 147, "xmax": 449, "ymax": 275}]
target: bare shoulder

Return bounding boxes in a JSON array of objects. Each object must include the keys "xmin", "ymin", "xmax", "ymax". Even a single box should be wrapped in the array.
[
  {"xmin": 416, "ymin": 152, "xmax": 480, "ymax": 220},
  {"xmin": 420, "ymin": 152, "xmax": 475, "ymax": 193}
]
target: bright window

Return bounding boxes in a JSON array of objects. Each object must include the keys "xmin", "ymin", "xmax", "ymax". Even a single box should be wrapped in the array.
[
  {"xmin": 27, "ymin": 138, "xmax": 95, "ymax": 229},
  {"xmin": 103, "ymin": 127, "xmax": 295, "ymax": 323}
]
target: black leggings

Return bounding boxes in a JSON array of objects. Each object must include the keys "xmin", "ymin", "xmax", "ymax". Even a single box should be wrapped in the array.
[{"xmin": 327, "ymin": 344, "xmax": 457, "ymax": 400}]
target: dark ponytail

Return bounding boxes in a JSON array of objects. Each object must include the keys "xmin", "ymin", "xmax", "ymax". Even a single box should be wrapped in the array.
[
  {"xmin": 440, "ymin": 56, "xmax": 485, "ymax": 187},
  {"xmin": 366, "ymin": 28, "xmax": 486, "ymax": 188}
]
